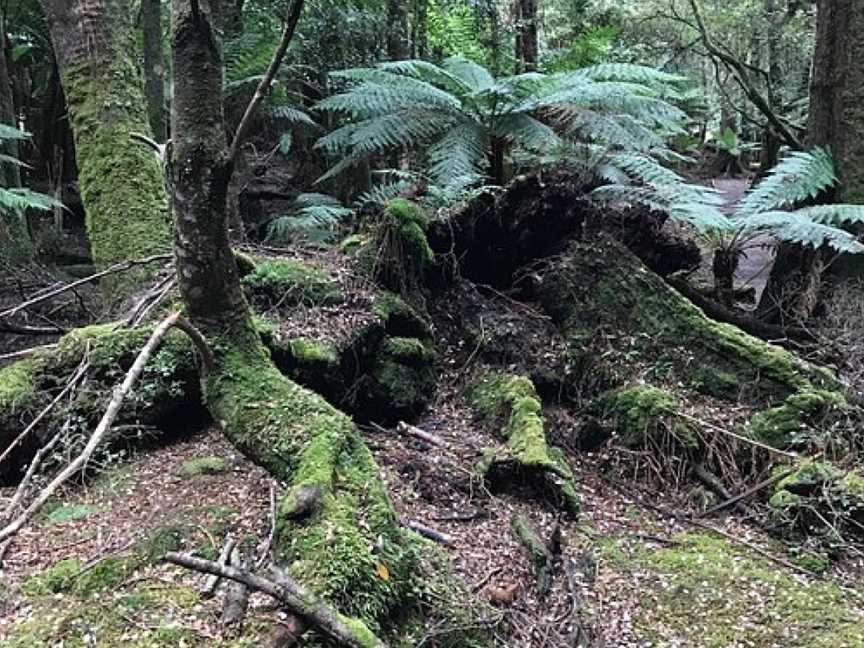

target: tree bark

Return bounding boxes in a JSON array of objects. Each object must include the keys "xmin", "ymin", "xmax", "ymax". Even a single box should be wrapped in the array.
[
  {"xmin": 518, "ymin": 0, "xmax": 538, "ymax": 72},
  {"xmin": 386, "ymin": 0, "xmax": 409, "ymax": 61},
  {"xmin": 39, "ymin": 0, "xmax": 170, "ymax": 290},
  {"xmin": 758, "ymin": 0, "xmax": 864, "ymax": 321},
  {"xmin": 142, "ymin": 0, "xmax": 167, "ymax": 142},
  {"xmin": 223, "ymin": 0, "xmax": 245, "ymax": 38},
  {"xmin": 0, "ymin": 19, "xmax": 32, "ymax": 263},
  {"xmin": 411, "ymin": 0, "xmax": 428, "ymax": 59}
]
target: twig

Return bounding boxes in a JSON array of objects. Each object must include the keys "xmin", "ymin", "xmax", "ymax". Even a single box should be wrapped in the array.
[
  {"xmin": 471, "ymin": 566, "xmax": 503, "ymax": 594},
  {"xmin": 164, "ymin": 553, "xmax": 387, "ymax": 648},
  {"xmin": 227, "ymin": 0, "xmax": 305, "ymax": 163},
  {"xmin": 0, "ymin": 311, "xmax": 181, "ymax": 543},
  {"xmin": 2, "ymin": 426, "xmax": 63, "ymax": 522},
  {"xmin": 0, "ymin": 254, "xmax": 172, "ymax": 320},
  {"xmin": 676, "ymin": 411, "xmax": 798, "ymax": 458},
  {"xmin": 222, "ymin": 548, "xmax": 250, "ymax": 627},
  {"xmin": 256, "ymin": 480, "xmax": 277, "ymax": 568},
  {"xmin": 0, "ymin": 344, "xmax": 58, "ymax": 363}
]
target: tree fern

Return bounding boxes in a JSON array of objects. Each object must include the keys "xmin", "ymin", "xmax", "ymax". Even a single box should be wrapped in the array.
[
  {"xmin": 315, "ymin": 56, "xmax": 689, "ymax": 187},
  {"xmin": 0, "ymin": 125, "xmax": 62, "ymax": 217},
  {"xmin": 265, "ymin": 193, "xmax": 353, "ymax": 244}
]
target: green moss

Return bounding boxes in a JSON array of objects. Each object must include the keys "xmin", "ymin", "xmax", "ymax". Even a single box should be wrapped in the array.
[
  {"xmin": 0, "ymin": 359, "xmax": 38, "ymax": 424},
  {"xmin": 21, "ymin": 558, "xmax": 83, "ymax": 596},
  {"xmin": 44, "ymin": 503, "xmax": 100, "ymax": 525},
  {"xmin": 366, "ymin": 200, "xmax": 434, "ymax": 295},
  {"xmin": 593, "ymin": 384, "xmax": 694, "ymax": 449},
  {"xmin": 340, "ymin": 233, "xmax": 367, "ymax": 255},
  {"xmin": 288, "ymin": 338, "xmax": 340, "ymax": 365},
  {"xmin": 748, "ymin": 390, "xmax": 847, "ymax": 448},
  {"xmin": 241, "ymin": 258, "xmax": 341, "ymax": 307},
  {"xmin": 601, "ymin": 532, "xmax": 864, "ymax": 646},
  {"xmin": 371, "ymin": 292, "xmax": 432, "ymax": 337},
  {"xmin": 201, "ymin": 331, "xmax": 421, "ymax": 635},
  {"xmin": 177, "ymin": 456, "xmax": 230, "ymax": 478},
  {"xmin": 138, "ymin": 523, "xmax": 189, "ymax": 563},
  {"xmin": 61, "ymin": 51, "xmax": 171, "ymax": 294},
  {"xmin": 472, "ymin": 373, "xmax": 580, "ymax": 516},
  {"xmin": 364, "ymin": 336, "xmax": 436, "ymax": 419},
  {"xmin": 692, "ymin": 368, "xmax": 740, "ymax": 399}
]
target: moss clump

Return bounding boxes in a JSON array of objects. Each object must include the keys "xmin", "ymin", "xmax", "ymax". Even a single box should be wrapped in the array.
[
  {"xmin": 138, "ymin": 523, "xmax": 189, "ymax": 562},
  {"xmin": 472, "ymin": 373, "xmax": 580, "ymax": 516},
  {"xmin": 0, "ymin": 358, "xmax": 38, "ymax": 420},
  {"xmin": 371, "ymin": 292, "xmax": 432, "ymax": 338},
  {"xmin": 365, "ymin": 337, "xmax": 436, "ymax": 420},
  {"xmin": 288, "ymin": 338, "xmax": 340, "ymax": 365},
  {"xmin": 177, "ymin": 456, "xmax": 230, "ymax": 478},
  {"xmin": 44, "ymin": 503, "xmax": 99, "ymax": 525},
  {"xmin": 748, "ymin": 390, "xmax": 847, "ymax": 449},
  {"xmin": 600, "ymin": 532, "xmax": 864, "ymax": 647},
  {"xmin": 21, "ymin": 558, "xmax": 83, "ymax": 596},
  {"xmin": 692, "ymin": 368, "xmax": 740, "ymax": 400},
  {"xmin": 340, "ymin": 233, "xmax": 366, "ymax": 255},
  {"xmin": 241, "ymin": 258, "xmax": 342, "ymax": 307},
  {"xmin": 366, "ymin": 199, "xmax": 434, "ymax": 295},
  {"xmin": 593, "ymin": 384, "xmax": 694, "ymax": 449}
]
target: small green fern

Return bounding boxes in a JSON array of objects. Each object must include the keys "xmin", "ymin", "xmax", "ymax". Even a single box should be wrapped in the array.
[
  {"xmin": 265, "ymin": 193, "xmax": 353, "ymax": 244},
  {"xmin": 1, "ymin": 124, "xmax": 62, "ymax": 217}
]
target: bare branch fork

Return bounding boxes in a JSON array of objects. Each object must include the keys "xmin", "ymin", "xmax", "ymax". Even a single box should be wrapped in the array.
[
  {"xmin": 227, "ymin": 0, "xmax": 306, "ymax": 163},
  {"xmin": 165, "ymin": 552, "xmax": 387, "ymax": 648},
  {"xmin": 0, "ymin": 311, "xmax": 213, "ymax": 544}
]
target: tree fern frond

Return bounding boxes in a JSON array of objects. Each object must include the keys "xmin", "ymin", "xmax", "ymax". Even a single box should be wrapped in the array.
[
  {"xmin": 443, "ymin": 56, "xmax": 496, "ymax": 92},
  {"xmin": 376, "ymin": 59, "xmax": 471, "ymax": 94},
  {"xmin": 496, "ymin": 113, "xmax": 565, "ymax": 152},
  {"xmin": 266, "ymin": 193, "xmax": 353, "ymax": 245},
  {"xmin": 0, "ymin": 124, "xmax": 29, "ymax": 142},
  {"xmin": 736, "ymin": 148, "xmax": 837, "ymax": 217},
  {"xmin": 355, "ymin": 180, "xmax": 414, "ymax": 207},
  {"xmin": 427, "ymin": 122, "xmax": 489, "ymax": 184},
  {"xmin": 0, "ymin": 187, "xmax": 63, "ymax": 214},
  {"xmin": 730, "ymin": 211, "xmax": 864, "ymax": 254},
  {"xmin": 572, "ymin": 63, "xmax": 686, "ymax": 85},
  {"xmin": 270, "ymin": 104, "xmax": 319, "ymax": 128},
  {"xmin": 317, "ymin": 81, "xmax": 461, "ymax": 119},
  {"xmin": 790, "ymin": 204, "xmax": 864, "ymax": 227}
]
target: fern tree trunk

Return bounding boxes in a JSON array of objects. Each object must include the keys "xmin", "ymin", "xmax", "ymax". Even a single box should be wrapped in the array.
[
  {"xmin": 39, "ymin": 0, "xmax": 170, "ymax": 294},
  {"xmin": 169, "ymin": 1, "xmax": 437, "ymax": 638},
  {"xmin": 142, "ymin": 0, "xmax": 167, "ymax": 142},
  {"xmin": 518, "ymin": 0, "xmax": 538, "ymax": 72},
  {"xmin": 758, "ymin": 0, "xmax": 864, "ymax": 322},
  {"xmin": 386, "ymin": 0, "xmax": 409, "ymax": 61}
]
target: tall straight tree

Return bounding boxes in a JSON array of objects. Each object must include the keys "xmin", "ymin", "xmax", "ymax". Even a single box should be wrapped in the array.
[
  {"xmin": 518, "ymin": 0, "xmax": 538, "ymax": 71},
  {"xmin": 387, "ymin": 0, "xmax": 409, "ymax": 60},
  {"xmin": 758, "ymin": 0, "xmax": 864, "ymax": 320},
  {"xmin": 39, "ymin": 0, "xmax": 170, "ymax": 290},
  {"xmin": 142, "ymin": 0, "xmax": 167, "ymax": 142}
]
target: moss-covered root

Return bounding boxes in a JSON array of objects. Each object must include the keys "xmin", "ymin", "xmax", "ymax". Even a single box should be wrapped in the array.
[
  {"xmin": 471, "ymin": 373, "xmax": 580, "ymax": 516},
  {"xmin": 201, "ymin": 339, "xmax": 437, "ymax": 641},
  {"xmin": 539, "ymin": 236, "xmax": 839, "ymax": 403},
  {"xmin": 748, "ymin": 390, "xmax": 848, "ymax": 449},
  {"xmin": 365, "ymin": 198, "xmax": 435, "ymax": 296},
  {"xmin": 511, "ymin": 514, "xmax": 554, "ymax": 596}
]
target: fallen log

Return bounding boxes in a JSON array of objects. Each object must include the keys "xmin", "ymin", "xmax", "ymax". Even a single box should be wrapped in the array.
[{"xmin": 511, "ymin": 514, "xmax": 554, "ymax": 596}]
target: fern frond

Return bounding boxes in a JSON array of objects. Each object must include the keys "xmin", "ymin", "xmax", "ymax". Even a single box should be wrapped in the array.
[
  {"xmin": 496, "ymin": 113, "xmax": 565, "ymax": 152},
  {"xmin": 730, "ymin": 211, "xmax": 864, "ymax": 254},
  {"xmin": 790, "ymin": 204, "xmax": 864, "ymax": 227},
  {"xmin": 265, "ymin": 193, "xmax": 353, "ymax": 245},
  {"xmin": 427, "ymin": 122, "xmax": 489, "ymax": 184},
  {"xmin": 443, "ymin": 56, "xmax": 496, "ymax": 92},
  {"xmin": 355, "ymin": 180, "xmax": 414, "ymax": 207},
  {"xmin": 270, "ymin": 104, "xmax": 319, "ymax": 128},
  {"xmin": 736, "ymin": 148, "xmax": 837, "ymax": 217},
  {"xmin": 0, "ymin": 124, "xmax": 29, "ymax": 142},
  {"xmin": 0, "ymin": 187, "xmax": 63, "ymax": 214},
  {"xmin": 572, "ymin": 63, "xmax": 685, "ymax": 85}
]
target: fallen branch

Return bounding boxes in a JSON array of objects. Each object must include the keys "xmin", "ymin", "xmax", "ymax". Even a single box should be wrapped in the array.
[
  {"xmin": 564, "ymin": 556, "xmax": 592, "ymax": 647},
  {"xmin": 164, "ymin": 552, "xmax": 387, "ymax": 648},
  {"xmin": 699, "ymin": 465, "xmax": 797, "ymax": 518},
  {"xmin": 222, "ymin": 548, "xmax": 250, "ymax": 627},
  {"xmin": 0, "ymin": 312, "xmax": 182, "ymax": 543},
  {"xmin": 0, "ymin": 254, "xmax": 172, "ymax": 321},
  {"xmin": 401, "ymin": 518, "xmax": 455, "ymax": 546},
  {"xmin": 0, "ymin": 344, "xmax": 58, "ymax": 363},
  {"xmin": 255, "ymin": 480, "xmax": 277, "ymax": 568},
  {"xmin": 396, "ymin": 421, "xmax": 448, "ymax": 448},
  {"xmin": 202, "ymin": 536, "xmax": 236, "ymax": 598},
  {"xmin": 2, "ymin": 426, "xmax": 63, "ymax": 522}
]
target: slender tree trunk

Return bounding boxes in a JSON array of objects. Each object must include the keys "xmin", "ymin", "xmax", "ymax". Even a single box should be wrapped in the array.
[
  {"xmin": 519, "ymin": 0, "xmax": 538, "ymax": 72},
  {"xmin": 223, "ymin": 0, "xmax": 245, "ymax": 38},
  {"xmin": 39, "ymin": 0, "xmax": 170, "ymax": 291},
  {"xmin": 169, "ymin": 2, "xmax": 419, "ymax": 633},
  {"xmin": 0, "ymin": 20, "xmax": 33, "ymax": 264},
  {"xmin": 386, "ymin": 0, "xmax": 409, "ymax": 61},
  {"xmin": 142, "ymin": 0, "xmax": 167, "ymax": 142},
  {"xmin": 513, "ymin": 0, "xmax": 523, "ymax": 73},
  {"xmin": 411, "ymin": 0, "xmax": 428, "ymax": 59}
]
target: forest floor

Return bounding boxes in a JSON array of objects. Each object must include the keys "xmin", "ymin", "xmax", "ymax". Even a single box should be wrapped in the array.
[{"xmin": 3, "ymin": 361, "xmax": 864, "ymax": 646}]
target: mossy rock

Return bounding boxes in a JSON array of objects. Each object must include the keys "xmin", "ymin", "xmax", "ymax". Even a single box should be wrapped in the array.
[
  {"xmin": 472, "ymin": 373, "xmax": 580, "ymax": 516},
  {"xmin": 177, "ymin": 455, "xmax": 230, "ymax": 478},
  {"xmin": 591, "ymin": 384, "xmax": 695, "ymax": 450},
  {"xmin": 539, "ymin": 237, "xmax": 840, "ymax": 404},
  {"xmin": 769, "ymin": 461, "xmax": 864, "ymax": 539},
  {"xmin": 21, "ymin": 555, "xmax": 138, "ymax": 598},
  {"xmin": 241, "ymin": 258, "xmax": 342, "ymax": 307},
  {"xmin": 748, "ymin": 390, "xmax": 848, "ymax": 449},
  {"xmin": 600, "ymin": 531, "xmax": 864, "ymax": 646}
]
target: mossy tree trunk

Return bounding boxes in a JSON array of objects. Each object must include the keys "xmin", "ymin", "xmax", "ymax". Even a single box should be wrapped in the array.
[
  {"xmin": 169, "ymin": 2, "xmax": 428, "ymax": 637},
  {"xmin": 141, "ymin": 0, "xmax": 167, "ymax": 142},
  {"xmin": 39, "ymin": 0, "xmax": 170, "ymax": 291}
]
